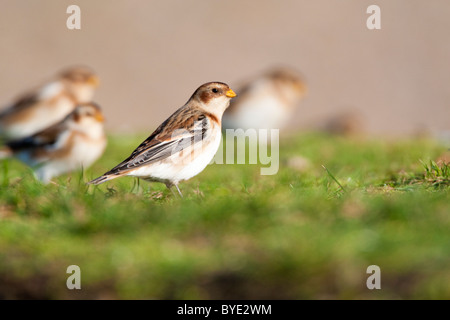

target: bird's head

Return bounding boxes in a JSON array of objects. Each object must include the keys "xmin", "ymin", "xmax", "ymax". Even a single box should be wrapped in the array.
[
  {"xmin": 190, "ymin": 82, "xmax": 236, "ymax": 117},
  {"xmin": 70, "ymin": 102, "xmax": 105, "ymax": 137},
  {"xmin": 59, "ymin": 66, "xmax": 100, "ymax": 103},
  {"xmin": 268, "ymin": 68, "xmax": 307, "ymax": 99}
]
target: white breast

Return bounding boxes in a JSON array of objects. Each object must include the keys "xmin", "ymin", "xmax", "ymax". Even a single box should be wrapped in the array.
[
  {"xmin": 70, "ymin": 134, "xmax": 107, "ymax": 168},
  {"xmin": 33, "ymin": 132, "xmax": 106, "ymax": 184},
  {"xmin": 129, "ymin": 125, "xmax": 222, "ymax": 184},
  {"xmin": 230, "ymin": 95, "xmax": 289, "ymax": 130}
]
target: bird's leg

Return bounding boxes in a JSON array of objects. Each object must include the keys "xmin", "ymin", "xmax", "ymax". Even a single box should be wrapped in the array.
[
  {"xmin": 169, "ymin": 186, "xmax": 177, "ymax": 197},
  {"xmin": 165, "ymin": 182, "xmax": 183, "ymax": 198},
  {"xmin": 142, "ymin": 179, "xmax": 152, "ymax": 195},
  {"xmin": 165, "ymin": 182, "xmax": 177, "ymax": 197},
  {"xmin": 175, "ymin": 183, "xmax": 183, "ymax": 198}
]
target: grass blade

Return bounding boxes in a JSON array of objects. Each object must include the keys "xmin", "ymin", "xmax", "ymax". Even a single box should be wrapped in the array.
[{"xmin": 322, "ymin": 165, "xmax": 347, "ymax": 193}]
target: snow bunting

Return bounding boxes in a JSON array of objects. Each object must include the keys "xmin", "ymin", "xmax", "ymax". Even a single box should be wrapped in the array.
[
  {"xmin": 0, "ymin": 103, "xmax": 107, "ymax": 184},
  {"xmin": 223, "ymin": 67, "xmax": 307, "ymax": 131},
  {"xmin": 0, "ymin": 66, "xmax": 100, "ymax": 141},
  {"xmin": 88, "ymin": 82, "xmax": 236, "ymax": 196}
]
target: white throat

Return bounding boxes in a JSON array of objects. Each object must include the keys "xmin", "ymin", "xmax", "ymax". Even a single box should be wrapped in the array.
[{"xmin": 199, "ymin": 96, "xmax": 230, "ymax": 120}]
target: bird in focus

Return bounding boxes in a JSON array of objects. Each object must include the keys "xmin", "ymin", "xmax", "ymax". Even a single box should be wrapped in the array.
[
  {"xmin": 0, "ymin": 66, "xmax": 100, "ymax": 141},
  {"xmin": 88, "ymin": 82, "xmax": 236, "ymax": 196},
  {"xmin": 222, "ymin": 67, "xmax": 307, "ymax": 131},
  {"xmin": 0, "ymin": 103, "xmax": 107, "ymax": 184}
]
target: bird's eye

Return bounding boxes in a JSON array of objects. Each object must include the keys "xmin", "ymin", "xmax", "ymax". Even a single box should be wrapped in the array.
[{"xmin": 212, "ymin": 88, "xmax": 219, "ymax": 93}]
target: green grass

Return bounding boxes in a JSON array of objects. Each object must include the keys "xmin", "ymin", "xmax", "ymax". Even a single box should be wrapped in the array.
[{"xmin": 0, "ymin": 132, "xmax": 449, "ymax": 299}]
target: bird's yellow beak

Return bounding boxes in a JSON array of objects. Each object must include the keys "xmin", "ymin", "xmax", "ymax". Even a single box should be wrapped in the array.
[
  {"xmin": 95, "ymin": 113, "xmax": 105, "ymax": 122},
  {"xmin": 226, "ymin": 88, "xmax": 237, "ymax": 98},
  {"xmin": 88, "ymin": 75, "xmax": 100, "ymax": 87},
  {"xmin": 295, "ymin": 81, "xmax": 307, "ymax": 95}
]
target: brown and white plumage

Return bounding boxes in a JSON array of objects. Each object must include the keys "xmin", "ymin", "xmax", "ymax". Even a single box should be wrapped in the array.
[
  {"xmin": 88, "ymin": 82, "xmax": 236, "ymax": 196},
  {"xmin": 223, "ymin": 67, "xmax": 307, "ymax": 131},
  {"xmin": 0, "ymin": 103, "xmax": 107, "ymax": 183},
  {"xmin": 0, "ymin": 66, "xmax": 100, "ymax": 141}
]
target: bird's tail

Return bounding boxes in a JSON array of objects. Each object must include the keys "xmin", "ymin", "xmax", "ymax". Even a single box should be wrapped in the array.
[
  {"xmin": 87, "ymin": 173, "xmax": 120, "ymax": 185},
  {"xmin": 0, "ymin": 146, "xmax": 12, "ymax": 159}
]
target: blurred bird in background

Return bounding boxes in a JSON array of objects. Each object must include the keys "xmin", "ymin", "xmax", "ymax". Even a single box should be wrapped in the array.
[
  {"xmin": 0, "ymin": 66, "xmax": 100, "ymax": 141},
  {"xmin": 0, "ymin": 103, "xmax": 107, "ymax": 184},
  {"xmin": 223, "ymin": 67, "xmax": 307, "ymax": 131}
]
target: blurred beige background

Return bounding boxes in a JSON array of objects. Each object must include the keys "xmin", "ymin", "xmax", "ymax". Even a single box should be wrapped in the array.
[{"xmin": 0, "ymin": 0, "xmax": 449, "ymax": 135}]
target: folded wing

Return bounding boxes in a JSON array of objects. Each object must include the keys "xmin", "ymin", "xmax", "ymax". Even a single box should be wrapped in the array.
[{"xmin": 105, "ymin": 110, "xmax": 209, "ymax": 176}]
